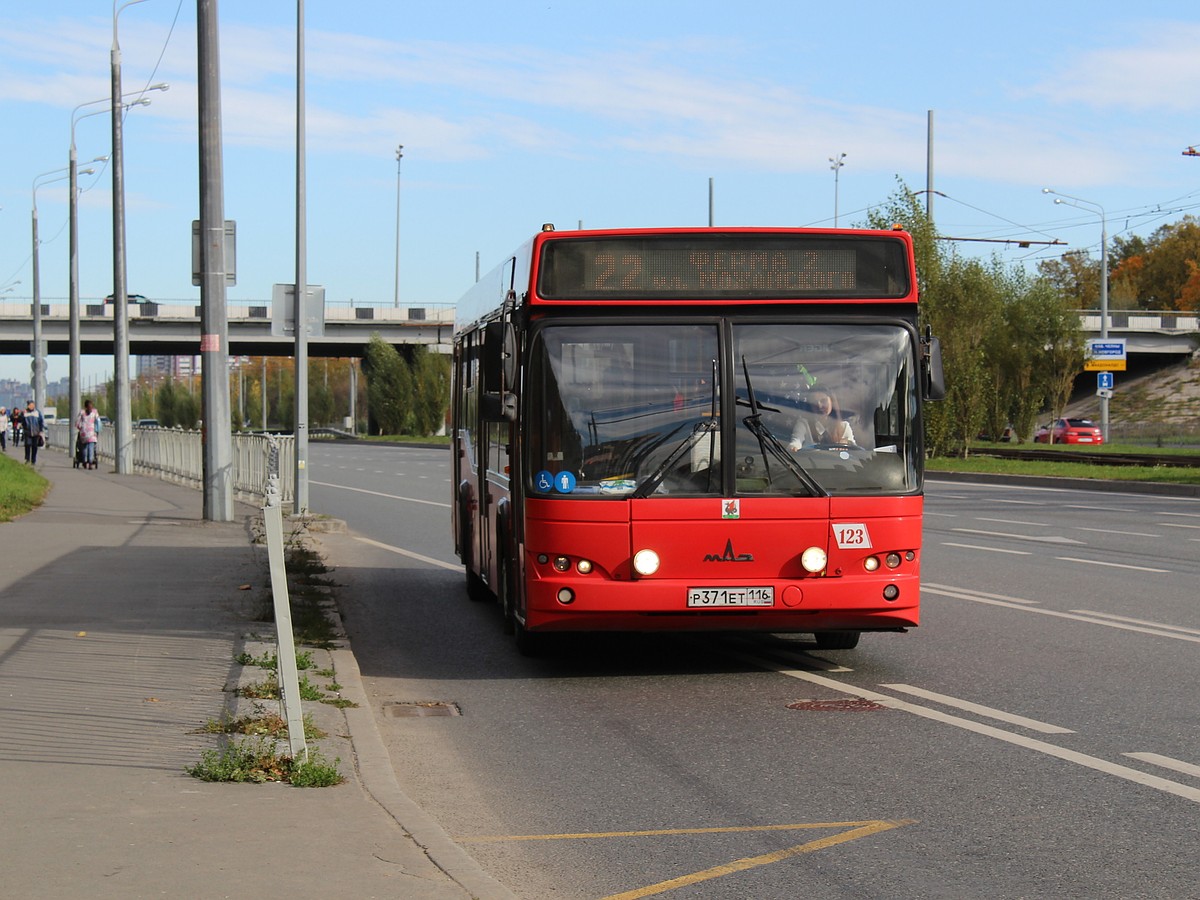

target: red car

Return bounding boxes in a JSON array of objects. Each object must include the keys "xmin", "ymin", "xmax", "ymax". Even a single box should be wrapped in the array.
[{"xmin": 1033, "ymin": 417, "xmax": 1103, "ymax": 445}]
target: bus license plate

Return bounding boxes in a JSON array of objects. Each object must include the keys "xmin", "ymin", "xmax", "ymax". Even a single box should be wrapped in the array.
[{"xmin": 686, "ymin": 587, "xmax": 775, "ymax": 608}]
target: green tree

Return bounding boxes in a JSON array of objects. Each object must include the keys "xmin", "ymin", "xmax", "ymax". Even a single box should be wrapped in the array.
[
  {"xmin": 410, "ymin": 346, "xmax": 450, "ymax": 435},
  {"xmin": 363, "ymin": 334, "xmax": 412, "ymax": 435}
]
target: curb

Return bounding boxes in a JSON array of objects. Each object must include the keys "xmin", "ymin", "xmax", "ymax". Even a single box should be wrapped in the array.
[{"xmin": 926, "ymin": 469, "xmax": 1200, "ymax": 498}]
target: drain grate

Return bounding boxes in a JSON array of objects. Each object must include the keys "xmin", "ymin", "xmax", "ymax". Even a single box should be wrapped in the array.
[
  {"xmin": 383, "ymin": 700, "xmax": 462, "ymax": 718},
  {"xmin": 786, "ymin": 698, "xmax": 887, "ymax": 711}
]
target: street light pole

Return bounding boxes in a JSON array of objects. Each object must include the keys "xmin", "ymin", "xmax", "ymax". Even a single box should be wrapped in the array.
[
  {"xmin": 393, "ymin": 144, "xmax": 403, "ymax": 308},
  {"xmin": 71, "ymin": 86, "xmax": 163, "ymax": 424},
  {"xmin": 293, "ymin": 0, "xmax": 310, "ymax": 515},
  {"xmin": 829, "ymin": 153, "xmax": 846, "ymax": 227},
  {"xmin": 1043, "ymin": 187, "xmax": 1109, "ymax": 442}
]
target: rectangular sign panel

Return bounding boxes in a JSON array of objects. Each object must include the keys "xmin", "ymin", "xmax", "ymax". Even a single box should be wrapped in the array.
[{"xmin": 1084, "ymin": 338, "xmax": 1126, "ymax": 371}]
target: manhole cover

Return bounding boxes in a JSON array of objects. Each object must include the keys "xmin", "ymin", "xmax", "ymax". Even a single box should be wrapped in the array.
[
  {"xmin": 786, "ymin": 698, "xmax": 887, "ymax": 711},
  {"xmin": 383, "ymin": 701, "xmax": 462, "ymax": 718}
]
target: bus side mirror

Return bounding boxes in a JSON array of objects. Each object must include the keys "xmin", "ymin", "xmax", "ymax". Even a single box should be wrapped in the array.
[
  {"xmin": 923, "ymin": 334, "xmax": 946, "ymax": 401},
  {"xmin": 481, "ymin": 391, "xmax": 517, "ymax": 422},
  {"xmin": 482, "ymin": 320, "xmax": 518, "ymax": 392}
]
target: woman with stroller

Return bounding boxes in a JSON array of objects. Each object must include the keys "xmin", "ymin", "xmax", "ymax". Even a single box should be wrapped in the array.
[{"xmin": 75, "ymin": 399, "xmax": 101, "ymax": 470}]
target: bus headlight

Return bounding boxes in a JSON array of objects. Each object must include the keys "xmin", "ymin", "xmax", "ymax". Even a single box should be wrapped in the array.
[
  {"xmin": 863, "ymin": 556, "xmax": 880, "ymax": 572},
  {"xmin": 576, "ymin": 559, "xmax": 593, "ymax": 575},
  {"xmin": 633, "ymin": 549, "xmax": 661, "ymax": 576},
  {"xmin": 800, "ymin": 547, "xmax": 827, "ymax": 574}
]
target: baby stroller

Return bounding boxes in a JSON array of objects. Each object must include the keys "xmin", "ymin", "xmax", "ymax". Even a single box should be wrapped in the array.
[{"xmin": 73, "ymin": 432, "xmax": 86, "ymax": 469}]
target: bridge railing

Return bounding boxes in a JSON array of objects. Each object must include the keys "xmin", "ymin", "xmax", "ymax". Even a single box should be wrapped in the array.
[
  {"xmin": 46, "ymin": 422, "xmax": 295, "ymax": 507},
  {"xmin": 1076, "ymin": 310, "xmax": 1200, "ymax": 331}
]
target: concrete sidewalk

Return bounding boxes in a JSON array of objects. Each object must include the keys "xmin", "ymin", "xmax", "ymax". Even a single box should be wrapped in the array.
[{"xmin": 0, "ymin": 447, "xmax": 510, "ymax": 900}]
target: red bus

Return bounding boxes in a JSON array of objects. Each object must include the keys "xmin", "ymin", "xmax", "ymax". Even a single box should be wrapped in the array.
[{"xmin": 452, "ymin": 225, "xmax": 944, "ymax": 654}]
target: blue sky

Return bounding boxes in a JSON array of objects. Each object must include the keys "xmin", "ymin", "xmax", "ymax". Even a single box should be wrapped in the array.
[{"xmin": 2, "ymin": 0, "xmax": 1199, "ymax": 384}]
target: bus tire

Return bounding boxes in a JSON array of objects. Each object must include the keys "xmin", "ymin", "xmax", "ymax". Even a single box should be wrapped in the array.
[{"xmin": 814, "ymin": 630, "xmax": 860, "ymax": 650}]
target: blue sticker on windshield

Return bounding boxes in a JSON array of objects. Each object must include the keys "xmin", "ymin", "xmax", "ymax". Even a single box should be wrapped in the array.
[
  {"xmin": 555, "ymin": 471, "xmax": 577, "ymax": 493},
  {"xmin": 535, "ymin": 470, "xmax": 554, "ymax": 493}
]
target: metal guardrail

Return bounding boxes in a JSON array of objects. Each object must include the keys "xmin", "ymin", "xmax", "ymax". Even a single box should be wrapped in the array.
[{"xmin": 46, "ymin": 422, "xmax": 295, "ymax": 506}]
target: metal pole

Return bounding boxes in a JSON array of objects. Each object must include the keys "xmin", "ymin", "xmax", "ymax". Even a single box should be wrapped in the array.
[
  {"xmin": 293, "ymin": 0, "xmax": 309, "ymax": 514},
  {"xmin": 829, "ymin": 153, "xmax": 846, "ymax": 227},
  {"xmin": 31, "ymin": 197, "xmax": 44, "ymax": 411},
  {"xmin": 68, "ymin": 144, "xmax": 81, "ymax": 422},
  {"xmin": 393, "ymin": 144, "xmax": 403, "ymax": 308},
  {"xmin": 111, "ymin": 0, "xmax": 147, "ymax": 475},
  {"xmin": 926, "ymin": 110, "xmax": 935, "ymax": 222},
  {"xmin": 1099, "ymin": 215, "xmax": 1109, "ymax": 442},
  {"xmin": 198, "ymin": 0, "xmax": 233, "ymax": 521},
  {"xmin": 708, "ymin": 177, "xmax": 714, "ymax": 227}
]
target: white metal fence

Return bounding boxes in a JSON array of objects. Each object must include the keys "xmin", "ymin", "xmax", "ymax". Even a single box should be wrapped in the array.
[{"xmin": 47, "ymin": 422, "xmax": 295, "ymax": 507}]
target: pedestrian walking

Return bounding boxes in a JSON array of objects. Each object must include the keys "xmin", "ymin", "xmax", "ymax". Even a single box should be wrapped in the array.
[
  {"xmin": 75, "ymin": 399, "xmax": 101, "ymax": 469},
  {"xmin": 22, "ymin": 400, "xmax": 44, "ymax": 465},
  {"xmin": 11, "ymin": 405, "xmax": 25, "ymax": 448},
  {"xmin": 0, "ymin": 406, "xmax": 7, "ymax": 451}
]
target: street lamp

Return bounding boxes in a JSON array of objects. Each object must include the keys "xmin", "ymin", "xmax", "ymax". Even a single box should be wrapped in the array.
[
  {"xmin": 111, "ymin": 0, "xmax": 151, "ymax": 474},
  {"xmin": 32, "ymin": 168, "xmax": 96, "ymax": 410},
  {"xmin": 393, "ymin": 144, "xmax": 403, "ymax": 308},
  {"xmin": 71, "ymin": 84, "xmax": 165, "ymax": 424},
  {"xmin": 1043, "ymin": 187, "xmax": 1109, "ymax": 442},
  {"xmin": 829, "ymin": 153, "xmax": 846, "ymax": 227}
]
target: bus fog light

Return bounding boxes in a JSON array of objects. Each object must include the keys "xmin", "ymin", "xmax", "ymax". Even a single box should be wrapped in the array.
[
  {"xmin": 633, "ymin": 549, "xmax": 660, "ymax": 576},
  {"xmin": 885, "ymin": 552, "xmax": 902, "ymax": 569},
  {"xmin": 905, "ymin": 550, "xmax": 915, "ymax": 561},
  {"xmin": 553, "ymin": 556, "xmax": 571, "ymax": 572},
  {"xmin": 537, "ymin": 553, "xmax": 549, "ymax": 565},
  {"xmin": 800, "ymin": 547, "xmax": 827, "ymax": 574},
  {"xmin": 863, "ymin": 556, "xmax": 880, "ymax": 572},
  {"xmin": 883, "ymin": 584, "xmax": 900, "ymax": 601},
  {"xmin": 557, "ymin": 588, "xmax": 575, "ymax": 604},
  {"xmin": 576, "ymin": 559, "xmax": 593, "ymax": 574}
]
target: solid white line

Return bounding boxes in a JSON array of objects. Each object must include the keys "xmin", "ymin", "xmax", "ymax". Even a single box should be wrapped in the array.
[
  {"xmin": 953, "ymin": 528, "xmax": 1083, "ymax": 545},
  {"xmin": 879, "ymin": 684, "xmax": 1074, "ymax": 734},
  {"xmin": 352, "ymin": 536, "xmax": 463, "ymax": 572},
  {"xmin": 309, "ymin": 479, "xmax": 452, "ymax": 508},
  {"xmin": 975, "ymin": 517, "xmax": 1049, "ymax": 527},
  {"xmin": 1065, "ymin": 504, "xmax": 1132, "ymax": 512},
  {"xmin": 1161, "ymin": 512, "xmax": 1200, "ymax": 519},
  {"xmin": 942, "ymin": 542, "xmax": 1032, "ymax": 555},
  {"xmin": 1159, "ymin": 522, "xmax": 1200, "ymax": 530},
  {"xmin": 1069, "ymin": 611, "xmax": 1200, "ymax": 637},
  {"xmin": 1054, "ymin": 556, "xmax": 1170, "ymax": 573},
  {"xmin": 732, "ymin": 652, "xmax": 1200, "ymax": 805},
  {"xmin": 1123, "ymin": 752, "xmax": 1200, "ymax": 779}
]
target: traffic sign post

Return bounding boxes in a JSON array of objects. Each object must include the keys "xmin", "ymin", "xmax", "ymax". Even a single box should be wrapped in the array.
[{"xmin": 1097, "ymin": 371, "xmax": 1114, "ymax": 391}]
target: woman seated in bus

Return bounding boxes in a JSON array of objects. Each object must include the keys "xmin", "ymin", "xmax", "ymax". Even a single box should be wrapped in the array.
[{"xmin": 789, "ymin": 388, "xmax": 856, "ymax": 450}]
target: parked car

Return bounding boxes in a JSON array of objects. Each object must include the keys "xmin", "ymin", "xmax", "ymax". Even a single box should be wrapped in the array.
[
  {"xmin": 134, "ymin": 418, "xmax": 160, "ymax": 428},
  {"xmin": 1033, "ymin": 417, "xmax": 1103, "ymax": 445}
]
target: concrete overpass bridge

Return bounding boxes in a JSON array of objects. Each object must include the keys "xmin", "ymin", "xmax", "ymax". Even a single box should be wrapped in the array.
[
  {"xmin": 0, "ymin": 299, "xmax": 454, "ymax": 359},
  {"xmin": 1079, "ymin": 310, "xmax": 1200, "ymax": 357}
]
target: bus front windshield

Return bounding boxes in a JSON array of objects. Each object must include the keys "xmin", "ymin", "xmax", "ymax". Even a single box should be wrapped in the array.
[{"xmin": 527, "ymin": 322, "xmax": 919, "ymax": 498}]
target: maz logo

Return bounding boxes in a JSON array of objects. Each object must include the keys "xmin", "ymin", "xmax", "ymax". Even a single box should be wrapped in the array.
[{"xmin": 704, "ymin": 539, "xmax": 754, "ymax": 563}]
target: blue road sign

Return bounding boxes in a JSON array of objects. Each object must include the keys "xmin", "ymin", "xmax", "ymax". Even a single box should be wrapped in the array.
[{"xmin": 1097, "ymin": 371, "xmax": 1114, "ymax": 390}]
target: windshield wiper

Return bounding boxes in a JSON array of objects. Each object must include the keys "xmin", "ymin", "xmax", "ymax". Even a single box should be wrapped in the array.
[
  {"xmin": 740, "ymin": 356, "xmax": 827, "ymax": 497},
  {"xmin": 631, "ymin": 361, "xmax": 720, "ymax": 499}
]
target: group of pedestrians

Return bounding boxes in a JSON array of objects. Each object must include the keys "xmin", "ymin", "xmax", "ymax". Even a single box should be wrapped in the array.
[{"xmin": 1, "ymin": 399, "xmax": 101, "ymax": 468}]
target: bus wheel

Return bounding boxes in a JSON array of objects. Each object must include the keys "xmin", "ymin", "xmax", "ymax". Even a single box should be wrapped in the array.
[
  {"xmin": 814, "ymin": 630, "xmax": 860, "ymax": 650},
  {"xmin": 465, "ymin": 567, "xmax": 489, "ymax": 602}
]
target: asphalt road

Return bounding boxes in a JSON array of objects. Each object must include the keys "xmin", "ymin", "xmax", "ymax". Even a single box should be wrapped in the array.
[{"xmin": 308, "ymin": 443, "xmax": 1200, "ymax": 899}]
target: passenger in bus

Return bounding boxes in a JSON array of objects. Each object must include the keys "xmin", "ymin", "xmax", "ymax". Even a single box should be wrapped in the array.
[{"xmin": 789, "ymin": 388, "xmax": 855, "ymax": 450}]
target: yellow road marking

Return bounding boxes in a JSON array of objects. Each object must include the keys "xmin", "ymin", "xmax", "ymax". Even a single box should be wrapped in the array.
[{"xmin": 458, "ymin": 819, "xmax": 916, "ymax": 899}]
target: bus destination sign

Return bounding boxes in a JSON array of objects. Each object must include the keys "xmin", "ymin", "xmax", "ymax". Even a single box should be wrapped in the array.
[{"xmin": 536, "ymin": 234, "xmax": 910, "ymax": 301}]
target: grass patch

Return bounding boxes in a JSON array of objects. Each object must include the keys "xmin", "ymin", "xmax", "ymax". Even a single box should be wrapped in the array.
[
  {"xmin": 197, "ymin": 707, "xmax": 327, "ymax": 740},
  {"xmin": 239, "ymin": 673, "xmax": 328, "ymax": 702},
  {"xmin": 187, "ymin": 735, "xmax": 343, "ymax": 786},
  {"xmin": 357, "ymin": 434, "xmax": 450, "ymax": 446},
  {"xmin": 0, "ymin": 454, "xmax": 49, "ymax": 522},
  {"xmin": 928, "ymin": 454, "xmax": 1200, "ymax": 486},
  {"xmin": 234, "ymin": 648, "xmax": 315, "ymax": 671}
]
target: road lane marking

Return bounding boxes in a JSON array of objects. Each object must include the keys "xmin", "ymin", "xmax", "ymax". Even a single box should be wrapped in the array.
[
  {"xmin": 1065, "ymin": 504, "xmax": 1133, "ymax": 512},
  {"xmin": 1124, "ymin": 753, "xmax": 1200, "ymax": 779},
  {"xmin": 1075, "ymin": 527, "xmax": 1160, "ymax": 537},
  {"xmin": 926, "ymin": 585, "xmax": 1200, "ymax": 642},
  {"xmin": 351, "ymin": 536, "xmax": 462, "ymax": 572},
  {"xmin": 460, "ymin": 821, "xmax": 915, "ymax": 900},
  {"xmin": 942, "ymin": 542, "xmax": 1032, "ymax": 555},
  {"xmin": 1054, "ymin": 556, "xmax": 1170, "ymax": 573},
  {"xmin": 879, "ymin": 684, "xmax": 1073, "ymax": 734},
  {"xmin": 975, "ymin": 517, "xmax": 1050, "ymax": 527},
  {"xmin": 924, "ymin": 583, "xmax": 1040, "ymax": 605},
  {"xmin": 1069, "ymin": 611, "xmax": 1200, "ymax": 637},
  {"xmin": 732, "ymin": 653, "xmax": 1200, "ymax": 805},
  {"xmin": 1161, "ymin": 511, "xmax": 1200, "ymax": 519},
  {"xmin": 309, "ymin": 479, "xmax": 451, "ymax": 508},
  {"xmin": 1160, "ymin": 522, "xmax": 1200, "ymax": 530},
  {"xmin": 953, "ymin": 528, "xmax": 1083, "ymax": 545}
]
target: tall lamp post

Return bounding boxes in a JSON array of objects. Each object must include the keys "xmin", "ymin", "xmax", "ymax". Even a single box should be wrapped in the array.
[
  {"xmin": 829, "ymin": 152, "xmax": 846, "ymax": 227},
  {"xmin": 393, "ymin": 144, "xmax": 403, "ymax": 308},
  {"xmin": 1043, "ymin": 187, "xmax": 1109, "ymax": 442},
  {"xmin": 111, "ymin": 0, "xmax": 150, "ymax": 474},
  {"xmin": 71, "ymin": 85, "xmax": 164, "ymax": 423}
]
